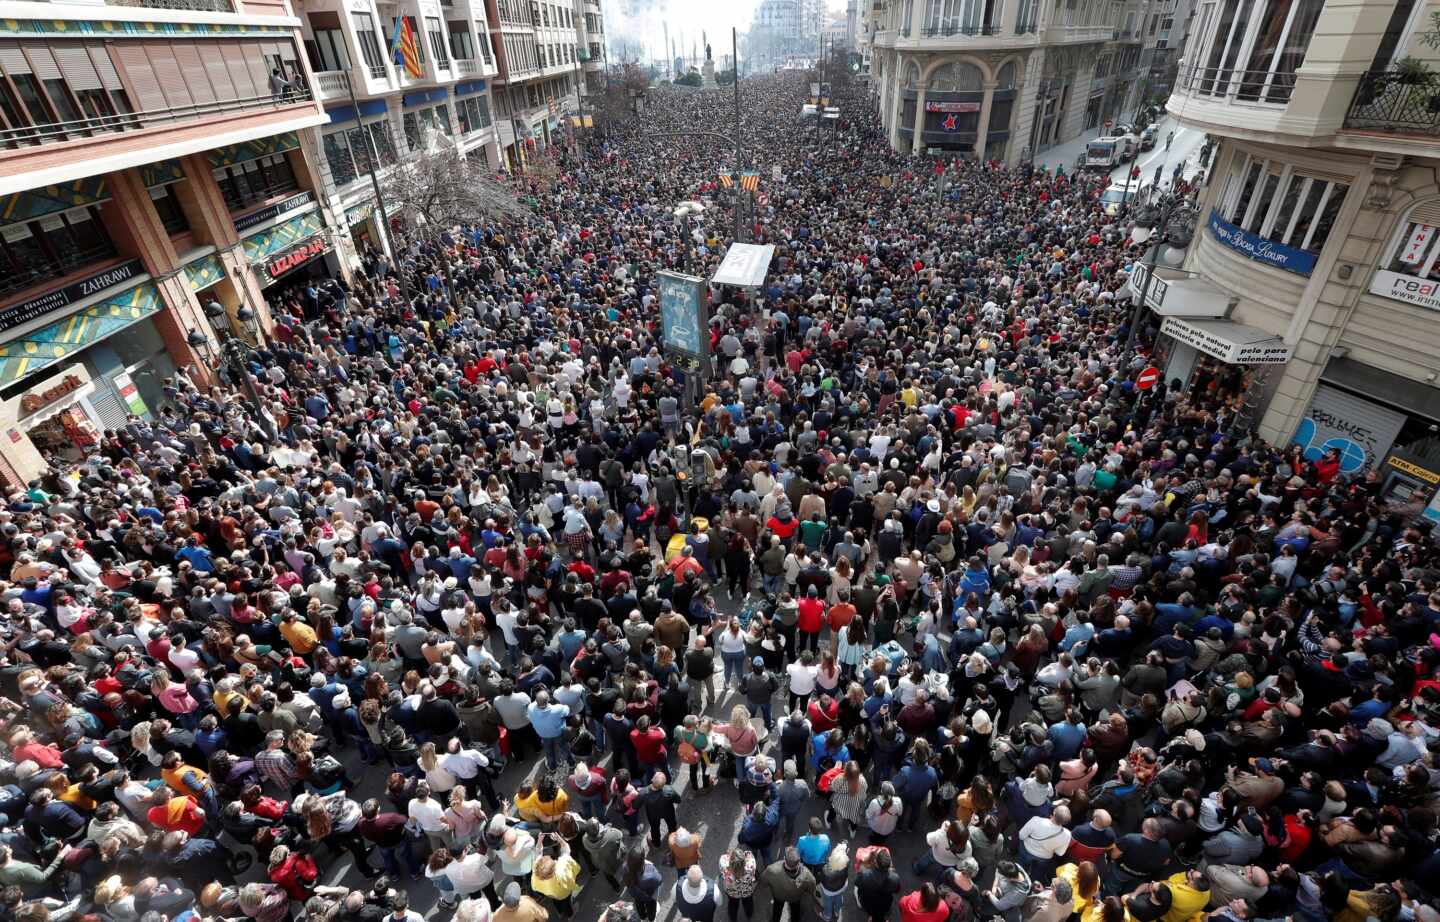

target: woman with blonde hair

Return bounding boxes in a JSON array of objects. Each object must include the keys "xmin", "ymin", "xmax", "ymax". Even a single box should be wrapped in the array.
[
  {"xmin": 444, "ymin": 786, "xmax": 487, "ymax": 849},
  {"xmin": 716, "ymin": 704, "xmax": 760, "ymax": 782},
  {"xmin": 532, "ymin": 850, "xmax": 583, "ymax": 918},
  {"xmin": 817, "ymin": 842, "xmax": 851, "ymax": 922},
  {"xmin": 419, "ymin": 741, "xmax": 459, "ymax": 793}
]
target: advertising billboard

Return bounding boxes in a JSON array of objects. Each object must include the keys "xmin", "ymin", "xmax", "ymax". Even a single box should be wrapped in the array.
[{"xmin": 658, "ymin": 271, "xmax": 708, "ymax": 359}]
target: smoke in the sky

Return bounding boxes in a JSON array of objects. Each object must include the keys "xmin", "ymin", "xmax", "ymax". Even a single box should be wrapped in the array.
[{"xmin": 601, "ymin": 0, "xmax": 845, "ymax": 66}]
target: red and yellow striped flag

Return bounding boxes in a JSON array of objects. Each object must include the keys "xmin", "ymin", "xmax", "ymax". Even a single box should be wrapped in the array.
[
  {"xmin": 718, "ymin": 173, "xmax": 734, "ymax": 188},
  {"xmin": 740, "ymin": 172, "xmax": 759, "ymax": 192}
]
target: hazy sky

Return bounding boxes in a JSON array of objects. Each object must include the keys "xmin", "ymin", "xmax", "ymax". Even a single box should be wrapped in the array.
[{"xmin": 605, "ymin": 0, "xmax": 848, "ymax": 64}]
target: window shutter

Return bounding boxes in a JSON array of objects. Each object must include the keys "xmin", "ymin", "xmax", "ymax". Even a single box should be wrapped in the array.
[
  {"xmin": 173, "ymin": 44, "xmax": 214, "ymax": 104},
  {"xmin": 54, "ymin": 45, "xmax": 101, "ymax": 90},
  {"xmin": 243, "ymin": 42, "xmax": 271, "ymax": 95},
  {"xmin": 89, "ymin": 46, "xmax": 122, "ymax": 90},
  {"xmin": 222, "ymin": 42, "xmax": 257, "ymax": 97},
  {"xmin": 24, "ymin": 47, "xmax": 62, "ymax": 81},
  {"xmin": 203, "ymin": 46, "xmax": 236, "ymax": 101},
  {"xmin": 146, "ymin": 43, "xmax": 192, "ymax": 110},
  {"xmin": 113, "ymin": 43, "xmax": 165, "ymax": 111},
  {"xmin": 0, "ymin": 41, "xmax": 31, "ymax": 74}
]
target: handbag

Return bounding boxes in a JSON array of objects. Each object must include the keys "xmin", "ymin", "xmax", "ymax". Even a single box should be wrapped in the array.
[{"xmin": 817, "ymin": 764, "xmax": 844, "ymax": 793}]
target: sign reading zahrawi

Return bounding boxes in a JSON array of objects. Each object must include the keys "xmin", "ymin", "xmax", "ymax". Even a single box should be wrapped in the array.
[
  {"xmin": 658, "ymin": 271, "xmax": 708, "ymax": 359},
  {"xmin": 0, "ymin": 259, "xmax": 144, "ymax": 334},
  {"xmin": 1207, "ymin": 209, "xmax": 1317, "ymax": 276}
]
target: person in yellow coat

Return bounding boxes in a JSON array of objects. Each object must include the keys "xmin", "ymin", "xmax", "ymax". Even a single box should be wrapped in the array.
[
  {"xmin": 1055, "ymin": 861, "xmax": 1103, "ymax": 922},
  {"xmin": 1161, "ymin": 869, "xmax": 1212, "ymax": 922},
  {"xmin": 531, "ymin": 849, "xmax": 583, "ymax": 919}
]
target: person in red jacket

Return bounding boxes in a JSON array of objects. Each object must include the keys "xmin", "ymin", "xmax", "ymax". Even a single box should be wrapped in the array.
[
  {"xmin": 267, "ymin": 844, "xmax": 318, "ymax": 901},
  {"xmin": 630, "ymin": 715, "xmax": 668, "ymax": 779},
  {"xmin": 797, "ymin": 586, "xmax": 826, "ymax": 654},
  {"xmin": 8, "ymin": 730, "xmax": 63, "ymax": 769},
  {"xmin": 146, "ymin": 791, "xmax": 205, "ymax": 836},
  {"xmin": 899, "ymin": 882, "xmax": 950, "ymax": 922}
]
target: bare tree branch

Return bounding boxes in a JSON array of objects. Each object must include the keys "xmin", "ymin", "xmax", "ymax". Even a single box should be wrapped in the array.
[{"xmin": 385, "ymin": 139, "xmax": 524, "ymax": 240}]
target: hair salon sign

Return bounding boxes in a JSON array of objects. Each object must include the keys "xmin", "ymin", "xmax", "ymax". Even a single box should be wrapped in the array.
[{"xmin": 1207, "ymin": 210, "xmax": 1317, "ymax": 276}]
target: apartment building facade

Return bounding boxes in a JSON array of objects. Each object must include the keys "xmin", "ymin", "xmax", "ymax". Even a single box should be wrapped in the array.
[
  {"xmin": 0, "ymin": 0, "xmax": 337, "ymax": 484},
  {"xmin": 293, "ymin": 0, "xmax": 501, "ymax": 255},
  {"xmin": 486, "ymin": 0, "xmax": 590, "ymax": 171},
  {"xmin": 1152, "ymin": 0, "xmax": 1440, "ymax": 520},
  {"xmin": 864, "ymin": 0, "xmax": 1152, "ymax": 162}
]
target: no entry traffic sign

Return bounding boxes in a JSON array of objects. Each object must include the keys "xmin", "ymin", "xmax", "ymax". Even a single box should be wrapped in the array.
[{"xmin": 1136, "ymin": 366, "xmax": 1160, "ymax": 390}]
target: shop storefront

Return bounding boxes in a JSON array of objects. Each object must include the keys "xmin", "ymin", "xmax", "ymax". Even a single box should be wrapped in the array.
[
  {"xmin": 1157, "ymin": 315, "xmax": 1291, "ymax": 401},
  {"xmin": 241, "ymin": 209, "xmax": 339, "ymax": 301},
  {"xmin": 0, "ymin": 260, "xmax": 170, "ymax": 478},
  {"xmin": 1298, "ymin": 359, "xmax": 1440, "ymax": 519}
]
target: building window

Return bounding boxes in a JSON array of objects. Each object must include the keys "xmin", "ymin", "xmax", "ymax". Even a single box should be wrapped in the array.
[
  {"xmin": 0, "ymin": 206, "xmax": 118, "ymax": 300},
  {"xmin": 426, "ymin": 17, "xmax": 450, "ymax": 67},
  {"xmin": 450, "ymin": 26, "xmax": 475, "ymax": 60},
  {"xmin": 457, "ymin": 94, "xmax": 492, "ymax": 133},
  {"xmin": 308, "ymin": 28, "xmax": 350, "ymax": 72},
  {"xmin": 149, "ymin": 183, "xmax": 190, "ymax": 235},
  {"xmin": 1379, "ymin": 211, "xmax": 1440, "ymax": 286},
  {"xmin": 1193, "ymin": 0, "xmax": 1322, "ymax": 103},
  {"xmin": 352, "ymin": 14, "xmax": 387, "ymax": 76},
  {"xmin": 1219, "ymin": 155, "xmax": 1348, "ymax": 255},
  {"xmin": 212, "ymin": 153, "xmax": 299, "ymax": 213}
]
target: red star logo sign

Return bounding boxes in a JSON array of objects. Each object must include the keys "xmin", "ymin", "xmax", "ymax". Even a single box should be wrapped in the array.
[{"xmin": 942, "ymin": 114, "xmax": 958, "ymax": 130}]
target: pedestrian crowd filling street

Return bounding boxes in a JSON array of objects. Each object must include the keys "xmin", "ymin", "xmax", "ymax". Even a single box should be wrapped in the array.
[{"xmin": 0, "ymin": 69, "xmax": 1436, "ymax": 922}]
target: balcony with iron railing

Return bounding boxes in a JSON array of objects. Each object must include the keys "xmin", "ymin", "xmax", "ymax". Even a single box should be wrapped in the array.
[
  {"xmin": 1344, "ymin": 69, "xmax": 1440, "ymax": 137},
  {"xmin": 0, "ymin": 85, "xmax": 315, "ymax": 152},
  {"xmin": 108, "ymin": 0, "xmax": 236, "ymax": 11},
  {"xmin": 454, "ymin": 58, "xmax": 482, "ymax": 76},
  {"xmin": 921, "ymin": 21, "xmax": 1002, "ymax": 36},
  {"xmin": 1174, "ymin": 61, "xmax": 1297, "ymax": 105}
]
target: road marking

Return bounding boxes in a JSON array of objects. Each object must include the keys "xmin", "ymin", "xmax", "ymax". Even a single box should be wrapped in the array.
[{"xmin": 1137, "ymin": 127, "xmax": 1187, "ymax": 171}]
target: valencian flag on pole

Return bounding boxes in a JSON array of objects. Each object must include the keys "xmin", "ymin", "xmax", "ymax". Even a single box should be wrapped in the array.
[
  {"xmin": 390, "ymin": 17, "xmax": 424, "ymax": 78},
  {"xmin": 740, "ymin": 172, "xmax": 760, "ymax": 192},
  {"xmin": 718, "ymin": 172, "xmax": 734, "ymax": 188}
]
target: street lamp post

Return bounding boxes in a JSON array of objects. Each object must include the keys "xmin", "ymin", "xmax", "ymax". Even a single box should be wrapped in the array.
[
  {"xmin": 1123, "ymin": 195, "xmax": 1195, "ymax": 368},
  {"xmin": 673, "ymin": 201, "xmax": 705, "ymax": 275},
  {"xmin": 189, "ymin": 300, "xmax": 278, "ymax": 443}
]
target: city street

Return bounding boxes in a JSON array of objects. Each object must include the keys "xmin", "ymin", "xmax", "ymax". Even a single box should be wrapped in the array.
[{"xmin": 1032, "ymin": 114, "xmax": 1209, "ymax": 193}]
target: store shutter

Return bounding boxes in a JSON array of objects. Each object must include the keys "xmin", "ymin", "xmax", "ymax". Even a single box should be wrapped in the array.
[
  {"xmin": 202, "ymin": 45, "xmax": 236, "ymax": 101},
  {"xmin": 53, "ymin": 45, "xmax": 101, "ymax": 90},
  {"xmin": 89, "ymin": 46, "xmax": 122, "ymax": 90},
  {"xmin": 87, "ymin": 389, "xmax": 131, "ymax": 432},
  {"xmin": 221, "ymin": 42, "xmax": 256, "ymax": 97},
  {"xmin": 0, "ymin": 41, "xmax": 30, "ymax": 74},
  {"xmin": 146, "ymin": 43, "xmax": 192, "ymax": 110},
  {"xmin": 173, "ymin": 43, "xmax": 214, "ymax": 105},
  {"xmin": 24, "ymin": 47, "xmax": 62, "ymax": 81},
  {"xmin": 113, "ymin": 43, "xmax": 166, "ymax": 111}
]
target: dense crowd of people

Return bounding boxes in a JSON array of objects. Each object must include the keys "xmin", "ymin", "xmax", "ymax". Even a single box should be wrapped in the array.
[{"xmin": 0, "ymin": 68, "xmax": 1436, "ymax": 922}]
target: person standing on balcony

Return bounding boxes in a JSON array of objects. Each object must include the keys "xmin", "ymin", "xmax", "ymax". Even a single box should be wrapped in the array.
[{"xmin": 270, "ymin": 68, "xmax": 291, "ymax": 99}]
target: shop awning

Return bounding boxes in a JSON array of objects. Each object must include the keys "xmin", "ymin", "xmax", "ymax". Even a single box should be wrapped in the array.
[
  {"xmin": 0, "ymin": 281, "xmax": 163, "ymax": 384},
  {"xmin": 1160, "ymin": 316, "xmax": 1291, "ymax": 364},
  {"xmin": 1128, "ymin": 263, "xmax": 1235, "ymax": 317},
  {"xmin": 1322, "ymin": 356, "xmax": 1440, "ymax": 424}
]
